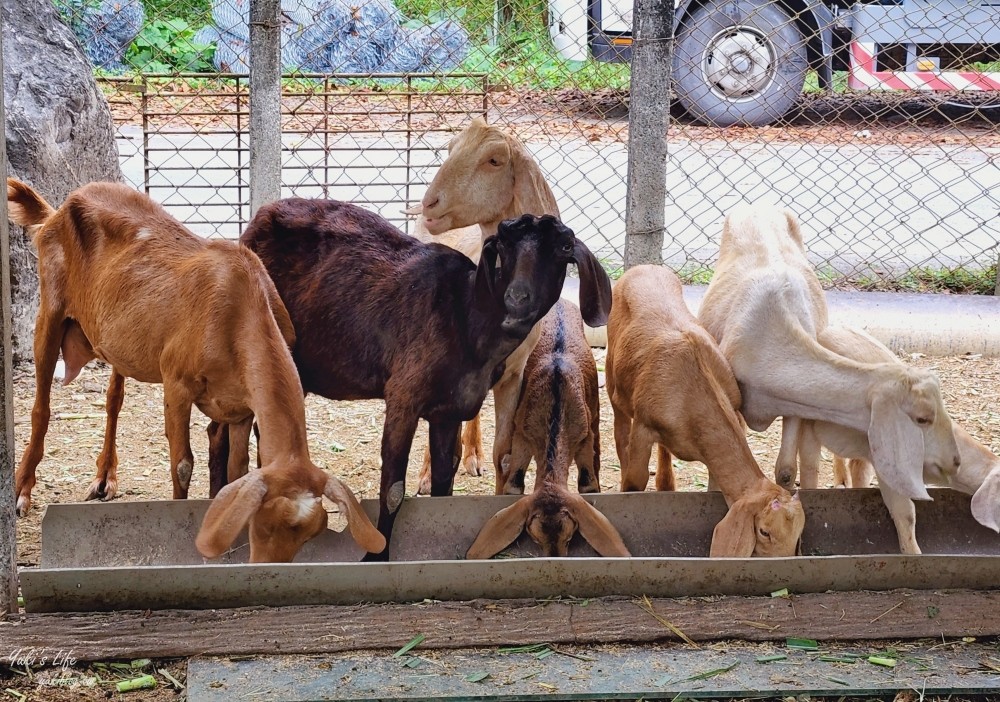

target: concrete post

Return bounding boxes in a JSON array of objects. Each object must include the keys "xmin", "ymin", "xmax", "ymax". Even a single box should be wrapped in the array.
[
  {"xmin": 623, "ymin": 0, "xmax": 673, "ymax": 269},
  {"xmin": 0, "ymin": 17, "xmax": 20, "ymax": 615},
  {"xmin": 249, "ymin": 0, "xmax": 282, "ymax": 217}
]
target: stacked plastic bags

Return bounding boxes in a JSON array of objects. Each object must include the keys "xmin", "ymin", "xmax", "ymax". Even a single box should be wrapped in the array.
[{"xmin": 56, "ymin": 0, "xmax": 146, "ymax": 72}]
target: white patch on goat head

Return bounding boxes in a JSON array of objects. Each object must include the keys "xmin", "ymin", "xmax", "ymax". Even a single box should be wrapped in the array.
[
  {"xmin": 135, "ymin": 227, "xmax": 153, "ymax": 240},
  {"xmin": 292, "ymin": 493, "xmax": 321, "ymax": 524},
  {"xmin": 387, "ymin": 481, "xmax": 405, "ymax": 513}
]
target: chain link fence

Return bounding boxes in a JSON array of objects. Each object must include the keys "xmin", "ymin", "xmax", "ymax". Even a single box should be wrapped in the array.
[{"xmin": 55, "ymin": 0, "xmax": 1000, "ymax": 292}]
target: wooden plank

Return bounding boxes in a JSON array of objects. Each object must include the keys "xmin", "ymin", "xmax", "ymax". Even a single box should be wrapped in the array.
[
  {"xmin": 0, "ymin": 24, "xmax": 18, "ymax": 618},
  {"xmin": 3, "ymin": 589, "xmax": 1000, "ymax": 661}
]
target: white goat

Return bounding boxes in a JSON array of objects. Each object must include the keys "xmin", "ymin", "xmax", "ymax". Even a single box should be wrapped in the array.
[
  {"xmin": 697, "ymin": 203, "xmax": 962, "ymax": 555},
  {"xmin": 787, "ymin": 324, "xmax": 1000, "ymax": 552},
  {"xmin": 406, "ymin": 117, "xmax": 560, "ymax": 494}
]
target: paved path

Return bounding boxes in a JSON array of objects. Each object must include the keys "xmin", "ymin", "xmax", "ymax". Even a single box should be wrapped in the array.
[{"xmin": 117, "ymin": 126, "xmax": 1000, "ymax": 273}]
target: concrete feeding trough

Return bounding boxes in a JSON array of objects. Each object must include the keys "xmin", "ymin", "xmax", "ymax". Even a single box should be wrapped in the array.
[{"xmin": 20, "ymin": 488, "xmax": 1000, "ymax": 613}]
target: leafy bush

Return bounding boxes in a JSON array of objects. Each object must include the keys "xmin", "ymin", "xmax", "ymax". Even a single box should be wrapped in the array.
[{"xmin": 127, "ymin": 17, "xmax": 215, "ymax": 73}]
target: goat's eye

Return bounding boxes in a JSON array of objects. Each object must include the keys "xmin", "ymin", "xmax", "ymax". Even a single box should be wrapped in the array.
[
  {"xmin": 916, "ymin": 417, "xmax": 931, "ymax": 426},
  {"xmin": 561, "ymin": 242, "xmax": 573, "ymax": 254},
  {"xmin": 758, "ymin": 528, "xmax": 771, "ymax": 538},
  {"xmin": 488, "ymin": 158, "xmax": 500, "ymax": 167}
]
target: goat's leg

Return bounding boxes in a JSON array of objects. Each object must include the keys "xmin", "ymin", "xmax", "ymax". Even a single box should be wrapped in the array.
[
  {"xmin": 428, "ymin": 419, "xmax": 462, "ymax": 497},
  {"xmin": 227, "ymin": 417, "xmax": 253, "ymax": 484},
  {"xmin": 84, "ymin": 370, "xmax": 126, "ymax": 502},
  {"xmin": 654, "ymin": 445, "xmax": 676, "ymax": 491},
  {"xmin": 501, "ymin": 433, "xmax": 533, "ymax": 495},
  {"xmin": 206, "ymin": 420, "xmax": 229, "ymax": 498},
  {"xmin": 621, "ymin": 422, "xmax": 654, "ymax": 492},
  {"xmin": 851, "ymin": 458, "xmax": 876, "ymax": 488},
  {"xmin": 490, "ymin": 372, "xmax": 524, "ymax": 489},
  {"xmin": 575, "ymin": 437, "xmax": 600, "ymax": 495},
  {"xmin": 163, "ymin": 385, "xmax": 195, "ymax": 499},
  {"xmin": 879, "ymin": 482, "xmax": 921, "ymax": 554},
  {"xmin": 774, "ymin": 416, "xmax": 802, "ymax": 489},
  {"xmin": 364, "ymin": 410, "xmax": 419, "ymax": 562},
  {"xmin": 15, "ymin": 310, "xmax": 67, "ymax": 516},
  {"xmin": 460, "ymin": 416, "xmax": 484, "ymax": 476},
  {"xmin": 610, "ymin": 399, "xmax": 632, "ymax": 480},
  {"xmin": 796, "ymin": 421, "xmax": 822, "ymax": 489},
  {"xmin": 577, "ymin": 405, "xmax": 601, "ymax": 494}
]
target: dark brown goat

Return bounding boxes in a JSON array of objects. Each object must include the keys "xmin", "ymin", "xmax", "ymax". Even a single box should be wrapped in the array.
[
  {"xmin": 213, "ymin": 203, "xmax": 612, "ymax": 560},
  {"xmin": 467, "ymin": 300, "xmax": 629, "ymax": 559}
]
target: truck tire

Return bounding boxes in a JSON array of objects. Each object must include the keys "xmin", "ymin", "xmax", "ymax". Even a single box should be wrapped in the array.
[{"xmin": 672, "ymin": 0, "xmax": 808, "ymax": 127}]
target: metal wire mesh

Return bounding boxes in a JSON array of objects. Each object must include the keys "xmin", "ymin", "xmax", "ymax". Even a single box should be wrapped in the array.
[{"xmin": 71, "ymin": 0, "xmax": 1000, "ymax": 291}]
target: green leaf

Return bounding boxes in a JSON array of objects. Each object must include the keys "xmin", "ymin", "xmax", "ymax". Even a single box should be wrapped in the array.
[
  {"xmin": 927, "ymin": 605, "xmax": 940, "ymax": 619},
  {"xmin": 867, "ymin": 656, "xmax": 896, "ymax": 668},
  {"xmin": 465, "ymin": 671, "xmax": 490, "ymax": 682},
  {"xmin": 393, "ymin": 633, "xmax": 426, "ymax": 657},
  {"xmin": 786, "ymin": 637, "xmax": 819, "ymax": 650},
  {"xmin": 680, "ymin": 661, "xmax": 739, "ymax": 682},
  {"xmin": 755, "ymin": 655, "xmax": 787, "ymax": 663}
]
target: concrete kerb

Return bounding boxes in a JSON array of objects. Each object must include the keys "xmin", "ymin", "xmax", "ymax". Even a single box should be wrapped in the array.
[{"xmin": 561, "ymin": 278, "xmax": 1000, "ymax": 357}]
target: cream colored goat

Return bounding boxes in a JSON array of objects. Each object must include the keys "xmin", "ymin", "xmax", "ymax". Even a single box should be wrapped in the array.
[
  {"xmin": 7, "ymin": 178, "xmax": 385, "ymax": 562},
  {"xmin": 606, "ymin": 265, "xmax": 805, "ymax": 557},
  {"xmin": 698, "ymin": 204, "xmax": 962, "ymax": 527},
  {"xmin": 787, "ymin": 325, "xmax": 1000, "ymax": 552},
  {"xmin": 467, "ymin": 300, "xmax": 629, "ymax": 559},
  {"xmin": 406, "ymin": 117, "xmax": 560, "ymax": 494}
]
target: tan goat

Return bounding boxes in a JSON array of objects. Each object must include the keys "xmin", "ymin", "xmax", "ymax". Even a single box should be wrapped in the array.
[
  {"xmin": 697, "ymin": 204, "xmax": 962, "ymax": 532},
  {"xmin": 606, "ymin": 265, "xmax": 805, "ymax": 557},
  {"xmin": 7, "ymin": 178, "xmax": 384, "ymax": 562},
  {"xmin": 406, "ymin": 117, "xmax": 560, "ymax": 494},
  {"xmin": 790, "ymin": 325, "xmax": 1000, "ymax": 552},
  {"xmin": 467, "ymin": 300, "xmax": 629, "ymax": 558}
]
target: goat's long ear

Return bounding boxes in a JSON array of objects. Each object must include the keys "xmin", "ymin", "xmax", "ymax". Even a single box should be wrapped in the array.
[
  {"xmin": 196, "ymin": 472, "xmax": 268, "ymax": 558},
  {"xmin": 709, "ymin": 500, "xmax": 757, "ymax": 557},
  {"xmin": 572, "ymin": 238, "xmax": 613, "ymax": 328},
  {"xmin": 567, "ymin": 495, "xmax": 630, "ymax": 557},
  {"xmin": 971, "ymin": 467, "xmax": 1000, "ymax": 533},
  {"xmin": 474, "ymin": 236, "xmax": 499, "ymax": 304},
  {"xmin": 324, "ymin": 476, "xmax": 386, "ymax": 554},
  {"xmin": 868, "ymin": 394, "xmax": 933, "ymax": 501},
  {"xmin": 466, "ymin": 497, "xmax": 531, "ymax": 559}
]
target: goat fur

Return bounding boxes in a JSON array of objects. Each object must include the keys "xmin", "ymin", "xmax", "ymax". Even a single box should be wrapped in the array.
[
  {"xmin": 467, "ymin": 299, "xmax": 628, "ymax": 558},
  {"xmin": 787, "ymin": 324, "xmax": 1000, "ymax": 552},
  {"xmin": 697, "ymin": 203, "xmax": 961, "ymax": 512},
  {"xmin": 406, "ymin": 118, "xmax": 561, "ymax": 494},
  {"xmin": 231, "ymin": 205, "xmax": 612, "ymax": 558},
  {"xmin": 6, "ymin": 178, "xmax": 384, "ymax": 562},
  {"xmin": 606, "ymin": 265, "xmax": 804, "ymax": 557}
]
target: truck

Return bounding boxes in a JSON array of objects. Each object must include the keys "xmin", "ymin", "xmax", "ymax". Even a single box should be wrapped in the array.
[{"xmin": 548, "ymin": 0, "xmax": 1000, "ymax": 126}]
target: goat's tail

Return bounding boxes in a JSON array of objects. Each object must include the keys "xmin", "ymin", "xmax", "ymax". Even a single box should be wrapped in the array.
[{"xmin": 7, "ymin": 178, "xmax": 55, "ymax": 227}]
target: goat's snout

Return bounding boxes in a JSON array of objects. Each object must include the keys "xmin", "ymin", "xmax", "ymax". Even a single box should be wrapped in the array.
[{"xmin": 502, "ymin": 284, "xmax": 535, "ymax": 330}]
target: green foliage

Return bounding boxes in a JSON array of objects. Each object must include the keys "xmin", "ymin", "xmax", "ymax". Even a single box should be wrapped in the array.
[
  {"xmin": 461, "ymin": 36, "xmax": 630, "ymax": 90},
  {"xmin": 127, "ymin": 17, "xmax": 215, "ymax": 73},
  {"xmin": 142, "ymin": 0, "xmax": 210, "ymax": 26}
]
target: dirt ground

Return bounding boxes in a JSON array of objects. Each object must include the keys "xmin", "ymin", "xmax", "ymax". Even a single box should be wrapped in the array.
[{"xmin": 11, "ymin": 349, "xmax": 1000, "ymax": 568}]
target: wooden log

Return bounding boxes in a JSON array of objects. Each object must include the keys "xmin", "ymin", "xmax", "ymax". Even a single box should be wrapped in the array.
[{"xmin": 2, "ymin": 589, "xmax": 999, "ymax": 661}]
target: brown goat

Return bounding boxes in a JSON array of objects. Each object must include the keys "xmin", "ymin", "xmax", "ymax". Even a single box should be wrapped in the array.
[
  {"xmin": 226, "ymin": 206, "xmax": 612, "ymax": 559},
  {"xmin": 7, "ymin": 178, "xmax": 384, "ymax": 562},
  {"xmin": 467, "ymin": 300, "xmax": 629, "ymax": 558},
  {"xmin": 407, "ymin": 118, "xmax": 561, "ymax": 494},
  {"xmin": 606, "ymin": 265, "xmax": 805, "ymax": 557}
]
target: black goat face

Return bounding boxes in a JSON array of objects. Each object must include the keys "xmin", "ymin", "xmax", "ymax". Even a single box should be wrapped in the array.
[{"xmin": 484, "ymin": 214, "xmax": 578, "ymax": 336}]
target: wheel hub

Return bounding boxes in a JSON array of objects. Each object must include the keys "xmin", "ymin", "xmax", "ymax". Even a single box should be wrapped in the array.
[{"xmin": 703, "ymin": 27, "xmax": 775, "ymax": 100}]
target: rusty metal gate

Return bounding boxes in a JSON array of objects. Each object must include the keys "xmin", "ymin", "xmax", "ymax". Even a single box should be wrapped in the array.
[{"xmin": 98, "ymin": 73, "xmax": 489, "ymax": 238}]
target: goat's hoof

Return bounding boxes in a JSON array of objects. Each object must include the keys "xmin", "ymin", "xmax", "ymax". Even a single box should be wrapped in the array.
[
  {"xmin": 84, "ymin": 477, "xmax": 118, "ymax": 502},
  {"xmin": 15, "ymin": 495, "xmax": 31, "ymax": 518},
  {"xmin": 579, "ymin": 483, "xmax": 600, "ymax": 494},
  {"xmin": 775, "ymin": 472, "xmax": 794, "ymax": 489},
  {"xmin": 463, "ymin": 455, "xmax": 482, "ymax": 477},
  {"xmin": 415, "ymin": 477, "xmax": 431, "ymax": 496},
  {"xmin": 361, "ymin": 550, "xmax": 389, "ymax": 563}
]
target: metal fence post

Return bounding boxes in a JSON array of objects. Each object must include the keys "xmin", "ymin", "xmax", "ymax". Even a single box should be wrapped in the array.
[
  {"xmin": 249, "ymin": 0, "xmax": 282, "ymax": 217},
  {"xmin": 0, "ymin": 17, "xmax": 19, "ymax": 615},
  {"xmin": 623, "ymin": 0, "xmax": 673, "ymax": 269}
]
